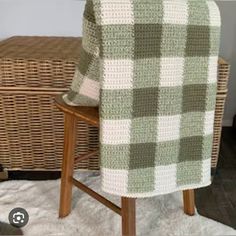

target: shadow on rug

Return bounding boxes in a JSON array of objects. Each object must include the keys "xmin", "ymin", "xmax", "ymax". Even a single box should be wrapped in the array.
[{"xmin": 0, "ymin": 222, "xmax": 23, "ymax": 235}]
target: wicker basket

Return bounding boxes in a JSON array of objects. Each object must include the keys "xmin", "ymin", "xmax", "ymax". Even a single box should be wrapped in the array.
[
  {"xmin": 211, "ymin": 59, "xmax": 230, "ymax": 168},
  {"xmin": 217, "ymin": 58, "xmax": 230, "ymax": 91},
  {"xmin": 0, "ymin": 36, "xmax": 99, "ymax": 170},
  {"xmin": 0, "ymin": 36, "xmax": 230, "ymax": 171}
]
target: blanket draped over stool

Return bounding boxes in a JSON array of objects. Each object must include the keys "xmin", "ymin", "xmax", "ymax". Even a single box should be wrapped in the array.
[{"xmin": 63, "ymin": 0, "xmax": 221, "ymax": 197}]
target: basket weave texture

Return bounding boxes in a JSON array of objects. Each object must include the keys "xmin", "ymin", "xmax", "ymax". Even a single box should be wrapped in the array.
[
  {"xmin": 212, "ymin": 58, "xmax": 230, "ymax": 168},
  {"xmin": 0, "ymin": 36, "xmax": 230, "ymax": 170},
  {"xmin": 0, "ymin": 36, "xmax": 99, "ymax": 170}
]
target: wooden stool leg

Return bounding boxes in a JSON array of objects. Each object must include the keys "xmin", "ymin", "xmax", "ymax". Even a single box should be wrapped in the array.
[
  {"xmin": 183, "ymin": 189, "xmax": 195, "ymax": 216},
  {"xmin": 59, "ymin": 114, "xmax": 77, "ymax": 218},
  {"xmin": 121, "ymin": 197, "xmax": 136, "ymax": 236}
]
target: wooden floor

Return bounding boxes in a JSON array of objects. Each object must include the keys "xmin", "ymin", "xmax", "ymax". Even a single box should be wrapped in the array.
[{"xmin": 195, "ymin": 127, "xmax": 236, "ymax": 229}]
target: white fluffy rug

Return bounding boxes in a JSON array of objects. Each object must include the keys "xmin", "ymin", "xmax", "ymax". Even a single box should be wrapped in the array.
[{"xmin": 0, "ymin": 171, "xmax": 235, "ymax": 236}]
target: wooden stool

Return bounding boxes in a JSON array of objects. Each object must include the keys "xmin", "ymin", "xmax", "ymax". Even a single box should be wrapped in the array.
[{"xmin": 55, "ymin": 95, "xmax": 195, "ymax": 236}]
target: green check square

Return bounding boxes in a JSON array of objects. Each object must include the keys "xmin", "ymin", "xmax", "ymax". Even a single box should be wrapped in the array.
[
  {"xmin": 155, "ymin": 140, "xmax": 180, "ymax": 165},
  {"xmin": 133, "ymin": 88, "xmax": 159, "ymax": 117},
  {"xmin": 67, "ymin": 89, "xmax": 78, "ymax": 102},
  {"xmin": 131, "ymin": 117, "xmax": 157, "ymax": 143},
  {"xmin": 182, "ymin": 84, "xmax": 207, "ymax": 112},
  {"xmin": 205, "ymin": 83, "xmax": 217, "ymax": 111},
  {"xmin": 183, "ymin": 57, "xmax": 209, "ymax": 85},
  {"xmin": 185, "ymin": 25, "xmax": 210, "ymax": 57},
  {"xmin": 179, "ymin": 136, "xmax": 203, "ymax": 162},
  {"xmin": 202, "ymin": 134, "xmax": 214, "ymax": 160},
  {"xmin": 100, "ymin": 144, "xmax": 130, "ymax": 169},
  {"xmin": 99, "ymin": 24, "xmax": 134, "ymax": 59},
  {"xmin": 101, "ymin": 89, "xmax": 133, "ymax": 119},
  {"xmin": 84, "ymin": 0, "xmax": 96, "ymax": 23},
  {"xmin": 78, "ymin": 47, "xmax": 93, "ymax": 76},
  {"xmin": 210, "ymin": 27, "xmax": 221, "ymax": 56},
  {"xmin": 177, "ymin": 161, "xmax": 202, "ymax": 186},
  {"xmin": 133, "ymin": 1, "xmax": 163, "ymax": 24},
  {"xmin": 157, "ymin": 87, "xmax": 183, "ymax": 116},
  {"xmin": 86, "ymin": 56, "xmax": 100, "ymax": 82},
  {"xmin": 130, "ymin": 143, "xmax": 156, "ymax": 169},
  {"xmin": 161, "ymin": 24, "xmax": 187, "ymax": 57},
  {"xmin": 180, "ymin": 112, "xmax": 205, "ymax": 138},
  {"xmin": 133, "ymin": 58, "xmax": 160, "ymax": 89},
  {"xmin": 128, "ymin": 167, "xmax": 155, "ymax": 193},
  {"xmin": 70, "ymin": 93, "xmax": 98, "ymax": 106},
  {"xmin": 187, "ymin": 0, "xmax": 209, "ymax": 26},
  {"xmin": 134, "ymin": 24, "xmax": 162, "ymax": 59}
]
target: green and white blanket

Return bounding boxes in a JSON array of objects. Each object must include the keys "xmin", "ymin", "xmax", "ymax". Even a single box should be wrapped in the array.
[{"xmin": 63, "ymin": 0, "xmax": 221, "ymax": 197}]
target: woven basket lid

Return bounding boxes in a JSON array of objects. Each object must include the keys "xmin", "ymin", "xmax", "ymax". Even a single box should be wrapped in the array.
[{"xmin": 0, "ymin": 36, "xmax": 81, "ymax": 62}]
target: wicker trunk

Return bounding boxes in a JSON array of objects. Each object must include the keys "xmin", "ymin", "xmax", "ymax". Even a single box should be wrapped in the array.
[
  {"xmin": 0, "ymin": 36, "xmax": 230, "ymax": 171},
  {"xmin": 212, "ymin": 58, "xmax": 230, "ymax": 168},
  {"xmin": 0, "ymin": 36, "xmax": 99, "ymax": 170}
]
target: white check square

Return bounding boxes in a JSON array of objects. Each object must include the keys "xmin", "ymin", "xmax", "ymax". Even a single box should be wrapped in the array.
[
  {"xmin": 207, "ymin": 1, "xmax": 221, "ymax": 27},
  {"xmin": 155, "ymin": 164, "xmax": 177, "ymax": 193},
  {"xmin": 79, "ymin": 77, "xmax": 100, "ymax": 101},
  {"xmin": 204, "ymin": 111, "xmax": 215, "ymax": 136},
  {"xmin": 103, "ymin": 59, "xmax": 133, "ymax": 90},
  {"xmin": 208, "ymin": 56, "xmax": 218, "ymax": 84},
  {"xmin": 163, "ymin": 0, "xmax": 188, "ymax": 25},
  {"xmin": 101, "ymin": 168, "xmax": 128, "ymax": 195},
  {"xmin": 201, "ymin": 159, "xmax": 211, "ymax": 184},
  {"xmin": 157, "ymin": 115, "xmax": 181, "ymax": 142},
  {"xmin": 101, "ymin": 119, "xmax": 131, "ymax": 145},
  {"xmin": 160, "ymin": 57, "xmax": 184, "ymax": 87},
  {"xmin": 101, "ymin": 0, "xmax": 134, "ymax": 25}
]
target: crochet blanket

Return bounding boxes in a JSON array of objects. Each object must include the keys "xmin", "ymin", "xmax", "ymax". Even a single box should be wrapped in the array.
[{"xmin": 63, "ymin": 0, "xmax": 221, "ymax": 197}]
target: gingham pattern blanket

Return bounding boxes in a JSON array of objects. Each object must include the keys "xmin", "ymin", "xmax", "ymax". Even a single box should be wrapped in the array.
[{"xmin": 63, "ymin": 0, "xmax": 221, "ymax": 197}]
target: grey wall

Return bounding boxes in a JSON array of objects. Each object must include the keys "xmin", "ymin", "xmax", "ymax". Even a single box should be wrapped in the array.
[
  {"xmin": 0, "ymin": 0, "xmax": 85, "ymax": 39},
  {"xmin": 0, "ymin": 0, "xmax": 235, "ymax": 126},
  {"xmin": 216, "ymin": 1, "xmax": 236, "ymax": 126}
]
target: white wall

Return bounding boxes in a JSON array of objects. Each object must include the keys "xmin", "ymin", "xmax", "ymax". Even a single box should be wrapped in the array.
[
  {"xmin": 0, "ymin": 0, "xmax": 235, "ymax": 126},
  {"xmin": 0, "ymin": 0, "xmax": 85, "ymax": 39}
]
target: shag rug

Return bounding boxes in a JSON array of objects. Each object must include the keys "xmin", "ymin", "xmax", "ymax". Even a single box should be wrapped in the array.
[{"xmin": 0, "ymin": 171, "xmax": 235, "ymax": 236}]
